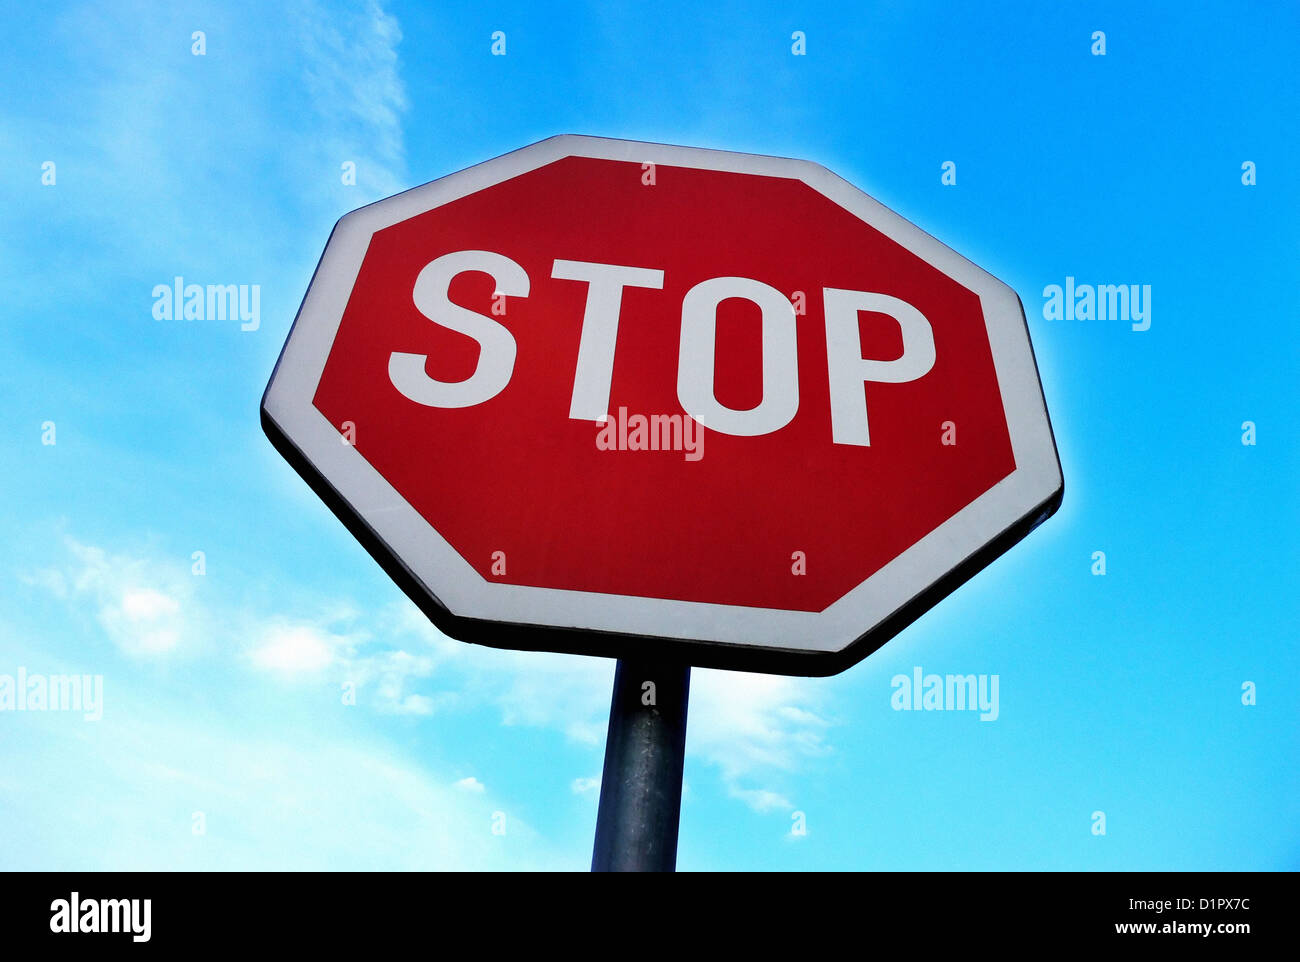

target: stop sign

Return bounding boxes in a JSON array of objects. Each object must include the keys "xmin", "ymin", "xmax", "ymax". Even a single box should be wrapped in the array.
[{"xmin": 262, "ymin": 135, "xmax": 1062, "ymax": 675}]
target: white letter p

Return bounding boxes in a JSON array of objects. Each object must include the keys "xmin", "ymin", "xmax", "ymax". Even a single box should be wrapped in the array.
[{"xmin": 823, "ymin": 289, "xmax": 935, "ymax": 446}]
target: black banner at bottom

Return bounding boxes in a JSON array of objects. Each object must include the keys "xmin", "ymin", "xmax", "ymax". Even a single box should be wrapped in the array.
[{"xmin": 0, "ymin": 870, "xmax": 1285, "ymax": 948}]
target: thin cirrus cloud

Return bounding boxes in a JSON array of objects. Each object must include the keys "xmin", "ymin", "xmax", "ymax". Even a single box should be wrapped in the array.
[
  {"xmin": 728, "ymin": 787, "xmax": 794, "ymax": 814},
  {"xmin": 23, "ymin": 538, "xmax": 197, "ymax": 658},
  {"xmin": 292, "ymin": 0, "xmax": 410, "ymax": 199},
  {"xmin": 0, "ymin": 0, "xmax": 410, "ymax": 297},
  {"xmin": 29, "ymin": 535, "xmax": 836, "ymax": 820},
  {"xmin": 0, "ymin": 687, "xmax": 559, "ymax": 871}
]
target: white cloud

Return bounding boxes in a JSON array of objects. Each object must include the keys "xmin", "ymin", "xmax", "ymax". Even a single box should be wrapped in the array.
[
  {"xmin": 418, "ymin": 655, "xmax": 833, "ymax": 814},
  {"xmin": 571, "ymin": 776, "xmax": 601, "ymax": 795},
  {"xmin": 249, "ymin": 624, "xmax": 342, "ymax": 675},
  {"xmin": 345, "ymin": 645, "xmax": 441, "ymax": 714},
  {"xmin": 689, "ymin": 669, "xmax": 831, "ymax": 780},
  {"xmin": 292, "ymin": 0, "xmax": 409, "ymax": 198},
  {"xmin": 20, "ymin": 568, "xmax": 69, "ymax": 599},
  {"xmin": 28, "ymin": 538, "xmax": 199, "ymax": 658},
  {"xmin": 120, "ymin": 588, "xmax": 179, "ymax": 621},
  {"xmin": 454, "ymin": 777, "xmax": 485, "ymax": 794},
  {"xmin": 686, "ymin": 669, "xmax": 833, "ymax": 812},
  {"xmin": 488, "ymin": 651, "xmax": 615, "ymax": 745},
  {"xmin": 0, "ymin": 0, "xmax": 411, "ymax": 312},
  {"xmin": 30, "ymin": 536, "xmax": 837, "ymax": 818},
  {"xmin": 0, "ymin": 671, "xmax": 565, "ymax": 871},
  {"xmin": 392, "ymin": 693, "xmax": 436, "ymax": 715},
  {"xmin": 729, "ymin": 787, "xmax": 793, "ymax": 813}
]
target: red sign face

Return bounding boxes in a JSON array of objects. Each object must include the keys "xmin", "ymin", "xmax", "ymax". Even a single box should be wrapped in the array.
[{"xmin": 264, "ymin": 136, "xmax": 1061, "ymax": 675}]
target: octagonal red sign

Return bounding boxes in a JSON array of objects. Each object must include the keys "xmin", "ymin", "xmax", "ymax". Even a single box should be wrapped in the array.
[{"xmin": 262, "ymin": 135, "xmax": 1062, "ymax": 675}]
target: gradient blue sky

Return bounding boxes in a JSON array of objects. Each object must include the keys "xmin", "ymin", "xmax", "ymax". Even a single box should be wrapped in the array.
[{"xmin": 1, "ymin": 0, "xmax": 1296, "ymax": 871}]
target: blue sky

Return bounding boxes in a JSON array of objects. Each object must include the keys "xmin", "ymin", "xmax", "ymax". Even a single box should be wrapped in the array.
[{"xmin": 1, "ymin": 0, "xmax": 1296, "ymax": 870}]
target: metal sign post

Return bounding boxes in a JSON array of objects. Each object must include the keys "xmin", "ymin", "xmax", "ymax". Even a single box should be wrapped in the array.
[{"xmin": 591, "ymin": 660, "xmax": 691, "ymax": 872}]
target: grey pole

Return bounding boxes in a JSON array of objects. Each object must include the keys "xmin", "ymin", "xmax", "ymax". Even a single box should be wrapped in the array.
[{"xmin": 591, "ymin": 659, "xmax": 691, "ymax": 872}]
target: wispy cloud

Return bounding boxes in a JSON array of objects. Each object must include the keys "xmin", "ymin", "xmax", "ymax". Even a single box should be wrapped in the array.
[
  {"xmin": 729, "ymin": 787, "xmax": 793, "ymax": 813},
  {"xmin": 249, "ymin": 622, "xmax": 347, "ymax": 675},
  {"xmin": 0, "ymin": 0, "xmax": 410, "ymax": 303},
  {"xmin": 691, "ymin": 671, "xmax": 832, "ymax": 779},
  {"xmin": 0, "ymin": 684, "xmax": 559, "ymax": 870},
  {"xmin": 24, "ymin": 538, "xmax": 203, "ymax": 658},
  {"xmin": 31, "ymin": 535, "xmax": 837, "ymax": 820},
  {"xmin": 292, "ymin": 0, "xmax": 409, "ymax": 198}
]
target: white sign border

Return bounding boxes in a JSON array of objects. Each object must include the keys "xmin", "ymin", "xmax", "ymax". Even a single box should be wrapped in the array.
[{"xmin": 262, "ymin": 135, "xmax": 1062, "ymax": 659}]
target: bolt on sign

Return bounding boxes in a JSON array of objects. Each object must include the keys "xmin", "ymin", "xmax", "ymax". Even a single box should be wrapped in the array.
[{"xmin": 262, "ymin": 135, "xmax": 1062, "ymax": 676}]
